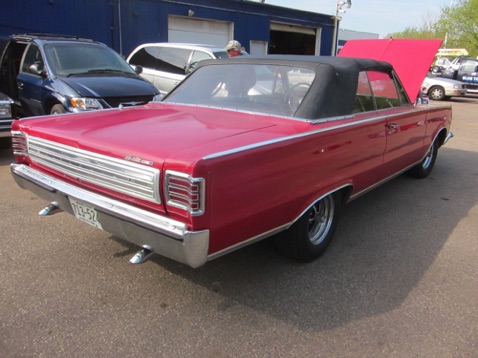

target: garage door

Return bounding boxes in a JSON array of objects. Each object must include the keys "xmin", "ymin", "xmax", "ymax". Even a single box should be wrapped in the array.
[
  {"xmin": 270, "ymin": 22, "xmax": 320, "ymax": 55},
  {"xmin": 168, "ymin": 16, "xmax": 231, "ymax": 47}
]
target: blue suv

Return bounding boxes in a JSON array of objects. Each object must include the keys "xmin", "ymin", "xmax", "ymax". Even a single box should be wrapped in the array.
[{"xmin": 0, "ymin": 34, "xmax": 161, "ymax": 117}]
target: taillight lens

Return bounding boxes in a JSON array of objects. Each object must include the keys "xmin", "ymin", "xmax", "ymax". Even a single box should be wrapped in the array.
[
  {"xmin": 165, "ymin": 170, "xmax": 205, "ymax": 216},
  {"xmin": 11, "ymin": 131, "xmax": 28, "ymax": 156}
]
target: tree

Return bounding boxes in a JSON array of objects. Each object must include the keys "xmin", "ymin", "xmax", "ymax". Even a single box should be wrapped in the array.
[
  {"xmin": 386, "ymin": 11, "xmax": 443, "ymax": 40},
  {"xmin": 386, "ymin": 0, "xmax": 478, "ymax": 57},
  {"xmin": 436, "ymin": 0, "xmax": 478, "ymax": 56}
]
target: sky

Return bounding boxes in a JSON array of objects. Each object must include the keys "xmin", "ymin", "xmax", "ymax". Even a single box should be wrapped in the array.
[{"xmin": 263, "ymin": 0, "xmax": 454, "ymax": 38}]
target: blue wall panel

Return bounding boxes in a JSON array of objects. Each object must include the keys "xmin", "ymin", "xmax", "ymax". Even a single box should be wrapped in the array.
[{"xmin": 0, "ymin": 0, "xmax": 335, "ymax": 57}]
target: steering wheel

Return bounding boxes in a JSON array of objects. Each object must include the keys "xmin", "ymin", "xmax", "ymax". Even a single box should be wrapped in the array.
[{"xmin": 286, "ymin": 82, "xmax": 310, "ymax": 113}]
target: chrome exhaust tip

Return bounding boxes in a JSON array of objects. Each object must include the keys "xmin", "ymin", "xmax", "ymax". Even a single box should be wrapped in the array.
[
  {"xmin": 38, "ymin": 202, "xmax": 60, "ymax": 216},
  {"xmin": 130, "ymin": 247, "xmax": 154, "ymax": 264}
]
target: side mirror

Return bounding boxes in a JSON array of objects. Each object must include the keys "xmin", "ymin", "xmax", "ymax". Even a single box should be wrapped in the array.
[
  {"xmin": 187, "ymin": 61, "xmax": 199, "ymax": 74},
  {"xmin": 132, "ymin": 65, "xmax": 143, "ymax": 75},
  {"xmin": 29, "ymin": 62, "xmax": 45, "ymax": 77},
  {"xmin": 416, "ymin": 94, "xmax": 429, "ymax": 105}
]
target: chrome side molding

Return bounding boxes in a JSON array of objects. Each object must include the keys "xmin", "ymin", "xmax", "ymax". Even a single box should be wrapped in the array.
[{"xmin": 444, "ymin": 131, "xmax": 454, "ymax": 144}]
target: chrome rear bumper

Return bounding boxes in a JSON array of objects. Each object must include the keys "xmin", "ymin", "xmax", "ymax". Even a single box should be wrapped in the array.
[{"xmin": 11, "ymin": 164, "xmax": 209, "ymax": 268}]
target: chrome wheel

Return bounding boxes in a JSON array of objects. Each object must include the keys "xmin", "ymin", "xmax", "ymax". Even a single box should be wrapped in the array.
[
  {"xmin": 421, "ymin": 143, "xmax": 435, "ymax": 170},
  {"xmin": 274, "ymin": 192, "xmax": 340, "ymax": 262},
  {"xmin": 308, "ymin": 196, "xmax": 335, "ymax": 245},
  {"xmin": 408, "ymin": 139, "xmax": 439, "ymax": 179}
]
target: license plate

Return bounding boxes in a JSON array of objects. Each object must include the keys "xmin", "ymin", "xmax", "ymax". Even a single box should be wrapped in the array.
[{"xmin": 69, "ymin": 198, "xmax": 103, "ymax": 230}]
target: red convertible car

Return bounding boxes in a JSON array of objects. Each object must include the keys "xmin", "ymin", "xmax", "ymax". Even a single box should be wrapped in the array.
[{"xmin": 10, "ymin": 41, "xmax": 452, "ymax": 268}]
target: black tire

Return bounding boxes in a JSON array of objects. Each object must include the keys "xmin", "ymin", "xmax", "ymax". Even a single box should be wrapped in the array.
[
  {"xmin": 50, "ymin": 104, "xmax": 66, "ymax": 115},
  {"xmin": 274, "ymin": 193, "xmax": 340, "ymax": 262},
  {"xmin": 408, "ymin": 139, "xmax": 438, "ymax": 179},
  {"xmin": 428, "ymin": 86, "xmax": 446, "ymax": 101}
]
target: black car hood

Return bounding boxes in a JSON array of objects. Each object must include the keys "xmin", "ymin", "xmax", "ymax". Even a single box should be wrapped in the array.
[{"xmin": 59, "ymin": 75, "xmax": 157, "ymax": 98}]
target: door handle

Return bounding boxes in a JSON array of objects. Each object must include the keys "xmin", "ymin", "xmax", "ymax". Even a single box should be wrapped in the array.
[
  {"xmin": 17, "ymin": 82, "xmax": 23, "ymax": 89},
  {"xmin": 387, "ymin": 123, "xmax": 398, "ymax": 130}
]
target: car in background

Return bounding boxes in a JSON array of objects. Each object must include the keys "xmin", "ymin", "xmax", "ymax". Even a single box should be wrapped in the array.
[
  {"xmin": 431, "ymin": 57, "xmax": 452, "ymax": 74},
  {"xmin": 421, "ymin": 73, "xmax": 467, "ymax": 101},
  {"xmin": 0, "ymin": 92, "xmax": 14, "ymax": 137},
  {"xmin": 126, "ymin": 42, "xmax": 228, "ymax": 95},
  {"xmin": 455, "ymin": 58, "xmax": 478, "ymax": 94},
  {"xmin": 431, "ymin": 56, "xmax": 466, "ymax": 75},
  {"xmin": 0, "ymin": 34, "xmax": 161, "ymax": 117},
  {"xmin": 441, "ymin": 57, "xmax": 478, "ymax": 93},
  {"xmin": 0, "ymin": 36, "xmax": 8, "ymax": 55}
]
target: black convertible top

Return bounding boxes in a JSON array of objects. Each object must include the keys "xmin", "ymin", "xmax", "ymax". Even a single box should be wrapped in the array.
[
  {"xmin": 192, "ymin": 55, "xmax": 397, "ymax": 119},
  {"xmin": 222, "ymin": 54, "xmax": 392, "ymax": 69}
]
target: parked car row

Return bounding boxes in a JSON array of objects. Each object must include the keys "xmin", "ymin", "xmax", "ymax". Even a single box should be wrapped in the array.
[
  {"xmin": 0, "ymin": 34, "xmax": 238, "ymax": 123},
  {"xmin": 0, "ymin": 34, "xmax": 161, "ymax": 118},
  {"xmin": 1, "ymin": 32, "xmax": 473, "ymax": 127},
  {"xmin": 429, "ymin": 55, "xmax": 478, "ymax": 94},
  {"xmin": 442, "ymin": 57, "xmax": 478, "ymax": 94}
]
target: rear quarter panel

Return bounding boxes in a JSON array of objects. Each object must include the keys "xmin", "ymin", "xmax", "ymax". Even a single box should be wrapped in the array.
[
  {"xmin": 193, "ymin": 104, "xmax": 451, "ymax": 256},
  {"xmin": 425, "ymin": 105, "xmax": 453, "ymax": 144},
  {"xmin": 197, "ymin": 115, "xmax": 389, "ymax": 255}
]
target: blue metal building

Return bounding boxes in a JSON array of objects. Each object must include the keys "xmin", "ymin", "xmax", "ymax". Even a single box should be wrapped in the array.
[{"xmin": 0, "ymin": 0, "xmax": 336, "ymax": 57}]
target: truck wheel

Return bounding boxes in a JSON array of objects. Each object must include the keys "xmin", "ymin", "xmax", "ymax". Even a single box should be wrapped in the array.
[
  {"xmin": 408, "ymin": 139, "xmax": 438, "ymax": 179},
  {"xmin": 429, "ymin": 86, "xmax": 446, "ymax": 101},
  {"xmin": 51, "ymin": 104, "xmax": 66, "ymax": 114},
  {"xmin": 274, "ymin": 193, "xmax": 340, "ymax": 262}
]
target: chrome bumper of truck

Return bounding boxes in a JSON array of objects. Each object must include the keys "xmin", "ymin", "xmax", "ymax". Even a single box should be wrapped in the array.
[{"xmin": 11, "ymin": 164, "xmax": 209, "ymax": 268}]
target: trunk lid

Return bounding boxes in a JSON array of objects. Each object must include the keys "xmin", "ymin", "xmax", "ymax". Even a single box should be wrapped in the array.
[{"xmin": 16, "ymin": 103, "xmax": 303, "ymax": 168}]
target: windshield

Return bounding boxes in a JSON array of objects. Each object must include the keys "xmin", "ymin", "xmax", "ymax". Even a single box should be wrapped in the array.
[
  {"xmin": 164, "ymin": 64, "xmax": 315, "ymax": 117},
  {"xmin": 44, "ymin": 43, "xmax": 136, "ymax": 77},
  {"xmin": 213, "ymin": 50, "xmax": 229, "ymax": 59}
]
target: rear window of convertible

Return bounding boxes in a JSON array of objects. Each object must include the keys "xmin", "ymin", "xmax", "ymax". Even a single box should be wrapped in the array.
[{"xmin": 164, "ymin": 64, "xmax": 316, "ymax": 117}]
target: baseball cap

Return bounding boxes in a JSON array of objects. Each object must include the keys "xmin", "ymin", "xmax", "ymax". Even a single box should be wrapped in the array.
[{"xmin": 226, "ymin": 40, "xmax": 241, "ymax": 51}]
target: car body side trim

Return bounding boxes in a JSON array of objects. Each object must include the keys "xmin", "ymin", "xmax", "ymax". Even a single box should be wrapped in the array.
[
  {"xmin": 203, "ymin": 107, "xmax": 451, "ymax": 160},
  {"xmin": 348, "ymin": 129, "xmax": 452, "ymax": 201}
]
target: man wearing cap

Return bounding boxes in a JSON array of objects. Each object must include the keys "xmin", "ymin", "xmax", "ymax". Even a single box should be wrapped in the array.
[{"xmin": 226, "ymin": 40, "xmax": 242, "ymax": 58}]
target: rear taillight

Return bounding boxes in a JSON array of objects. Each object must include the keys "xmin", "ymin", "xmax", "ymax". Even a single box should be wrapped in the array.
[
  {"xmin": 11, "ymin": 131, "xmax": 28, "ymax": 156},
  {"xmin": 165, "ymin": 170, "xmax": 205, "ymax": 216}
]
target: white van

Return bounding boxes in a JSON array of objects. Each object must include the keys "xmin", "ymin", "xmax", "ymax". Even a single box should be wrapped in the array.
[{"xmin": 126, "ymin": 43, "xmax": 228, "ymax": 95}]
